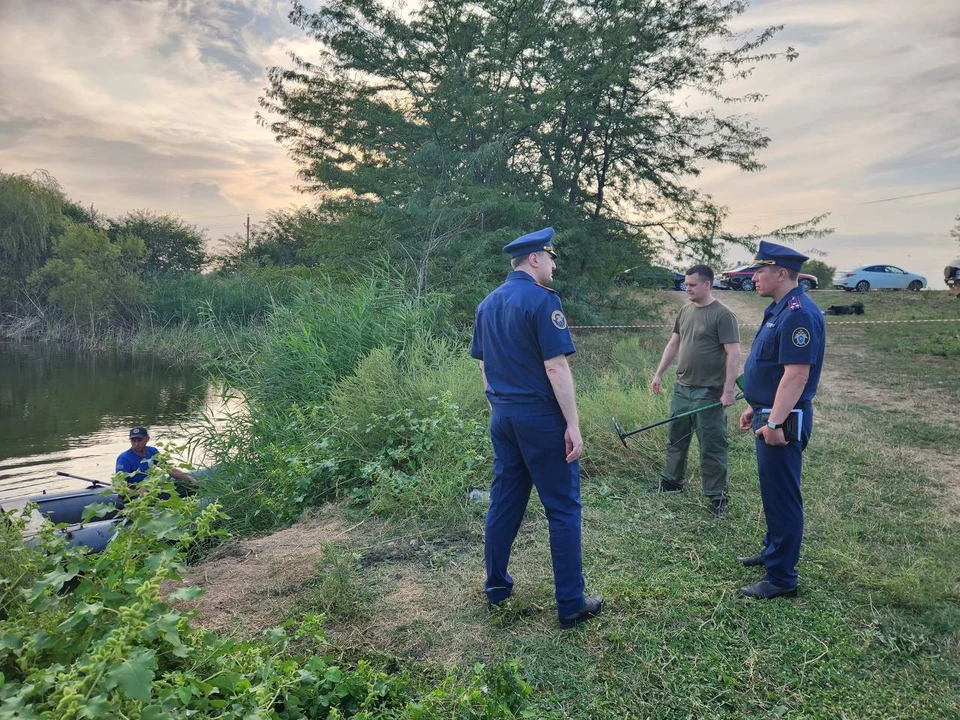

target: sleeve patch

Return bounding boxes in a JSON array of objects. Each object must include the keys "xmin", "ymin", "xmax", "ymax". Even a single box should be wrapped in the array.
[
  {"xmin": 551, "ymin": 310, "xmax": 567, "ymax": 329},
  {"xmin": 792, "ymin": 327, "xmax": 811, "ymax": 348}
]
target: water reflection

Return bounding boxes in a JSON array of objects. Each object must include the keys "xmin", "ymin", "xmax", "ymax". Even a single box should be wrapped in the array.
[{"xmin": 0, "ymin": 343, "xmax": 212, "ymax": 501}]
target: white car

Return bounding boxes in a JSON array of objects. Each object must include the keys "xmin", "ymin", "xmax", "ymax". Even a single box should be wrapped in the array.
[{"xmin": 834, "ymin": 265, "xmax": 927, "ymax": 292}]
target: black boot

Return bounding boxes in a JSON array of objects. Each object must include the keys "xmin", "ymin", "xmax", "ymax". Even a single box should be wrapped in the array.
[{"xmin": 558, "ymin": 595, "xmax": 604, "ymax": 629}]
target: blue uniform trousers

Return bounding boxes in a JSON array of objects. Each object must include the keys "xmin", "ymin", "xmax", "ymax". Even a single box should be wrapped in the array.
[
  {"xmin": 485, "ymin": 407, "xmax": 585, "ymax": 616},
  {"xmin": 752, "ymin": 404, "xmax": 813, "ymax": 589}
]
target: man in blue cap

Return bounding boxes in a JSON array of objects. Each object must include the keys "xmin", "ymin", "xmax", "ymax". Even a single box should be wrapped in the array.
[
  {"xmin": 470, "ymin": 227, "xmax": 603, "ymax": 629},
  {"xmin": 736, "ymin": 240, "xmax": 825, "ymax": 599},
  {"xmin": 116, "ymin": 426, "xmax": 197, "ymax": 492}
]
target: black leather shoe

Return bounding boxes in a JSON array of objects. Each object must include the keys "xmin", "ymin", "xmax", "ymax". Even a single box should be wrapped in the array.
[
  {"xmin": 558, "ymin": 595, "xmax": 604, "ymax": 629},
  {"xmin": 736, "ymin": 553, "xmax": 765, "ymax": 567},
  {"xmin": 739, "ymin": 580, "xmax": 797, "ymax": 599},
  {"xmin": 709, "ymin": 497, "xmax": 728, "ymax": 517},
  {"xmin": 647, "ymin": 480, "xmax": 683, "ymax": 494}
]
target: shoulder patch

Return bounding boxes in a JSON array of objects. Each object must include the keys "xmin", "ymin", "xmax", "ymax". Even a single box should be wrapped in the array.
[
  {"xmin": 791, "ymin": 327, "xmax": 811, "ymax": 348},
  {"xmin": 551, "ymin": 310, "xmax": 567, "ymax": 330},
  {"xmin": 534, "ymin": 281, "xmax": 558, "ymax": 295},
  {"xmin": 788, "ymin": 296, "xmax": 802, "ymax": 311}
]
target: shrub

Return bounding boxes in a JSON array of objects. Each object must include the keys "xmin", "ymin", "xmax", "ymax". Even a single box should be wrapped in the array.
[
  {"xmin": 219, "ymin": 273, "xmax": 448, "ymax": 411},
  {"xmin": 26, "ymin": 223, "xmax": 146, "ymax": 327},
  {"xmin": 0, "ymin": 471, "xmax": 532, "ymax": 718}
]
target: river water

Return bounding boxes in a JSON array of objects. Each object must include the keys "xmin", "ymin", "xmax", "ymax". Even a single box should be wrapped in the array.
[{"xmin": 0, "ymin": 342, "xmax": 223, "ymax": 504}]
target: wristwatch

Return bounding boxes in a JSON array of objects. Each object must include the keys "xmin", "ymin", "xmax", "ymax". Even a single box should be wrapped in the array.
[{"xmin": 766, "ymin": 420, "xmax": 782, "ymax": 430}]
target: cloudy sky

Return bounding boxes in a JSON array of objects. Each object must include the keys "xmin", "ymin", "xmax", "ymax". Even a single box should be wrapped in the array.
[{"xmin": 1, "ymin": 0, "xmax": 958, "ymax": 285}]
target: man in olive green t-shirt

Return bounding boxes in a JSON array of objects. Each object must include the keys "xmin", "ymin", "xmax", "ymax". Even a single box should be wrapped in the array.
[{"xmin": 650, "ymin": 265, "xmax": 741, "ymax": 516}]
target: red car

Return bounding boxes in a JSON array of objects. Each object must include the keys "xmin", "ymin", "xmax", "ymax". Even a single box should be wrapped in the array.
[{"xmin": 718, "ymin": 268, "xmax": 818, "ymax": 292}]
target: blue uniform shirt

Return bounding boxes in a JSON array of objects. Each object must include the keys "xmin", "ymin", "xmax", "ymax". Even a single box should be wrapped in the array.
[
  {"xmin": 470, "ymin": 271, "xmax": 576, "ymax": 410},
  {"xmin": 744, "ymin": 287, "xmax": 825, "ymax": 408},
  {"xmin": 116, "ymin": 446, "xmax": 160, "ymax": 484}
]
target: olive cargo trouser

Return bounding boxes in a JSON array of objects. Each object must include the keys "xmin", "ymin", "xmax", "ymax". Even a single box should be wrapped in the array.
[{"xmin": 660, "ymin": 383, "xmax": 728, "ymax": 497}]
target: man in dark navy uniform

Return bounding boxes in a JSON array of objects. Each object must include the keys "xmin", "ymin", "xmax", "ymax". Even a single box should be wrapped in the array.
[
  {"xmin": 736, "ymin": 241, "xmax": 825, "ymax": 599},
  {"xmin": 470, "ymin": 227, "xmax": 603, "ymax": 629}
]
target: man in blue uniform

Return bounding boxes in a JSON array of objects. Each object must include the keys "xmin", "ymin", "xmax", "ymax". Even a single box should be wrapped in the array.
[
  {"xmin": 116, "ymin": 426, "xmax": 197, "ymax": 491},
  {"xmin": 470, "ymin": 227, "xmax": 603, "ymax": 629},
  {"xmin": 736, "ymin": 241, "xmax": 825, "ymax": 599}
]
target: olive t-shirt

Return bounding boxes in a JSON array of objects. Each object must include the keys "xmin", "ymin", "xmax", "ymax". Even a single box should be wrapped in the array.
[{"xmin": 672, "ymin": 300, "xmax": 740, "ymax": 388}]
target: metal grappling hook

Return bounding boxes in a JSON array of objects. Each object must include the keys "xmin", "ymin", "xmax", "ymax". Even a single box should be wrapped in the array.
[{"xmin": 612, "ymin": 376, "xmax": 745, "ymax": 449}]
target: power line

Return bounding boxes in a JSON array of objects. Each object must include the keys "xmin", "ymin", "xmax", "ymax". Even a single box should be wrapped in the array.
[
  {"xmin": 720, "ymin": 184, "xmax": 960, "ymax": 223},
  {"xmin": 853, "ymin": 185, "xmax": 960, "ymax": 206}
]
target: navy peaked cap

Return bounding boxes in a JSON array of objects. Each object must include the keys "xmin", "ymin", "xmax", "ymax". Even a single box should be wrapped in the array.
[
  {"xmin": 742, "ymin": 240, "xmax": 809, "ymax": 273},
  {"xmin": 503, "ymin": 227, "xmax": 557, "ymax": 258},
  {"xmin": 129, "ymin": 426, "xmax": 149, "ymax": 438}
]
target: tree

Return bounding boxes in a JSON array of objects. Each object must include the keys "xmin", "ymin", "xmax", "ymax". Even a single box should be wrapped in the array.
[
  {"xmin": 219, "ymin": 202, "xmax": 379, "ymax": 282},
  {"xmin": 803, "ymin": 259, "xmax": 836, "ymax": 290},
  {"xmin": 0, "ymin": 170, "xmax": 66, "ymax": 282},
  {"xmin": 259, "ymin": 0, "xmax": 814, "ymax": 297},
  {"xmin": 109, "ymin": 210, "xmax": 206, "ymax": 275},
  {"xmin": 951, "ymin": 214, "xmax": 960, "ymax": 249},
  {"xmin": 27, "ymin": 223, "xmax": 146, "ymax": 326}
]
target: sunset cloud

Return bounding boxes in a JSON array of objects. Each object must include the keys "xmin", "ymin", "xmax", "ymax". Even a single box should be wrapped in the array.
[{"xmin": 1, "ymin": 0, "xmax": 957, "ymax": 283}]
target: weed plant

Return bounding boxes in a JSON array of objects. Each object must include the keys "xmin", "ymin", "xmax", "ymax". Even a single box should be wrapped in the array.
[
  {"xmin": 218, "ymin": 272, "xmax": 449, "ymax": 412},
  {"xmin": 145, "ymin": 268, "xmax": 314, "ymax": 327},
  {"xmin": 0, "ymin": 470, "xmax": 532, "ymax": 718}
]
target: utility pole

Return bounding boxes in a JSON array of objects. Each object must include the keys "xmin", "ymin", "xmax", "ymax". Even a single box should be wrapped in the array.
[{"xmin": 245, "ymin": 214, "xmax": 250, "ymax": 250}]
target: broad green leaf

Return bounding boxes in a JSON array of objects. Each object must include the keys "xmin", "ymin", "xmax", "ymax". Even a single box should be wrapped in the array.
[
  {"xmin": 78, "ymin": 696, "xmax": 111, "ymax": 718},
  {"xmin": 0, "ymin": 696, "xmax": 37, "ymax": 719},
  {"xmin": 141, "ymin": 706, "xmax": 172, "ymax": 720},
  {"xmin": 210, "ymin": 671, "xmax": 241, "ymax": 693},
  {"xmin": 105, "ymin": 647, "xmax": 157, "ymax": 703},
  {"xmin": 26, "ymin": 566, "xmax": 78, "ymax": 602},
  {"xmin": 80, "ymin": 501, "xmax": 117, "ymax": 522},
  {"xmin": 140, "ymin": 515, "xmax": 185, "ymax": 540},
  {"xmin": 168, "ymin": 585, "xmax": 203, "ymax": 601},
  {"xmin": 58, "ymin": 602, "xmax": 104, "ymax": 633},
  {"xmin": 0, "ymin": 632, "xmax": 22, "ymax": 652}
]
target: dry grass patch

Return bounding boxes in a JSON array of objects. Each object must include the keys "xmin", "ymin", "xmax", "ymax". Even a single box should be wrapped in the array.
[
  {"xmin": 166, "ymin": 506, "xmax": 347, "ymax": 636},
  {"xmin": 167, "ymin": 498, "xmax": 596, "ymax": 666}
]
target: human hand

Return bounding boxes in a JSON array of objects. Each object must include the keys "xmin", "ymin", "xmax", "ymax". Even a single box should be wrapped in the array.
[
  {"xmin": 755, "ymin": 425, "xmax": 788, "ymax": 446},
  {"xmin": 739, "ymin": 407, "xmax": 754, "ymax": 431},
  {"xmin": 721, "ymin": 389, "xmax": 736, "ymax": 407},
  {"xmin": 565, "ymin": 425, "xmax": 583, "ymax": 463},
  {"xmin": 651, "ymin": 375, "xmax": 662, "ymax": 395}
]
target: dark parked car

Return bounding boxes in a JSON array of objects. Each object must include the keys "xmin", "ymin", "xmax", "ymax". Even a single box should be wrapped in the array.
[
  {"xmin": 615, "ymin": 266, "xmax": 686, "ymax": 290},
  {"xmin": 718, "ymin": 268, "xmax": 818, "ymax": 292}
]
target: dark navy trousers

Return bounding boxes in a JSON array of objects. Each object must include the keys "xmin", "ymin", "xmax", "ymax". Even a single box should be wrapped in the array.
[
  {"xmin": 753, "ymin": 404, "xmax": 813, "ymax": 589},
  {"xmin": 485, "ymin": 407, "xmax": 585, "ymax": 616}
]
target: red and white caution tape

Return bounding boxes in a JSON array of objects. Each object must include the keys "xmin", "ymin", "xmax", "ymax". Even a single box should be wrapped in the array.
[{"xmin": 569, "ymin": 318, "xmax": 960, "ymax": 330}]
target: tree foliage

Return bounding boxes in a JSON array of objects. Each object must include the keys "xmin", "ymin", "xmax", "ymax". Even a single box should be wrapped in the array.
[
  {"xmin": 803, "ymin": 259, "xmax": 836, "ymax": 290},
  {"xmin": 259, "ymin": 0, "xmax": 809, "ymax": 296},
  {"xmin": 27, "ymin": 223, "xmax": 146, "ymax": 326},
  {"xmin": 220, "ymin": 202, "xmax": 379, "ymax": 283},
  {"xmin": 951, "ymin": 214, "xmax": 960, "ymax": 249},
  {"xmin": 109, "ymin": 210, "xmax": 206, "ymax": 275},
  {"xmin": 0, "ymin": 170, "xmax": 66, "ymax": 281}
]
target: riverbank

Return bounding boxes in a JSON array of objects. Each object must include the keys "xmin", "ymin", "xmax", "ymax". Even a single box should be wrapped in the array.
[
  {"xmin": 0, "ymin": 312, "xmax": 251, "ymax": 365},
  {"xmin": 3, "ymin": 286, "xmax": 957, "ymax": 717},
  {"xmin": 172, "ymin": 288, "xmax": 960, "ymax": 718}
]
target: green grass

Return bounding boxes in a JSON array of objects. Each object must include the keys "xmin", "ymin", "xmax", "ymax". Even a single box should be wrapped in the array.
[
  {"xmin": 238, "ymin": 288, "xmax": 959, "ymax": 719},
  {"xmin": 171, "ymin": 286, "xmax": 960, "ymax": 718}
]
